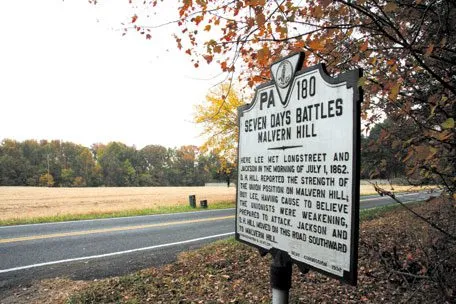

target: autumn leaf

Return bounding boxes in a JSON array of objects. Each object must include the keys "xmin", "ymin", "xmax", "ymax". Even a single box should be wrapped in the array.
[
  {"xmin": 257, "ymin": 45, "xmax": 270, "ymax": 66},
  {"xmin": 213, "ymin": 45, "xmax": 222, "ymax": 53},
  {"xmin": 193, "ymin": 15, "xmax": 204, "ymax": 25},
  {"xmin": 246, "ymin": 0, "xmax": 266, "ymax": 6},
  {"xmin": 255, "ymin": 10, "xmax": 266, "ymax": 27},
  {"xmin": 294, "ymin": 40, "xmax": 305, "ymax": 49},
  {"xmin": 424, "ymin": 44, "xmax": 434, "ymax": 57},
  {"xmin": 426, "ymin": 146, "xmax": 438, "ymax": 160},
  {"xmin": 360, "ymin": 40, "xmax": 369, "ymax": 52},
  {"xmin": 131, "ymin": 14, "xmax": 138, "ymax": 23},
  {"xmin": 309, "ymin": 39, "xmax": 325, "ymax": 51},
  {"xmin": 220, "ymin": 61, "xmax": 228, "ymax": 71},
  {"xmin": 203, "ymin": 55, "xmax": 213, "ymax": 64},
  {"xmin": 436, "ymin": 130, "xmax": 453, "ymax": 141},
  {"xmin": 441, "ymin": 118, "xmax": 454, "ymax": 129},
  {"xmin": 388, "ymin": 83, "xmax": 401, "ymax": 100},
  {"xmin": 384, "ymin": 2, "xmax": 398, "ymax": 12},
  {"xmin": 313, "ymin": 5, "xmax": 323, "ymax": 18},
  {"xmin": 320, "ymin": 0, "xmax": 332, "ymax": 8}
]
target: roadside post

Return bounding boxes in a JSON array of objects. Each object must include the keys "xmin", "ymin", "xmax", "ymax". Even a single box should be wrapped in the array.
[
  {"xmin": 235, "ymin": 52, "xmax": 362, "ymax": 303},
  {"xmin": 189, "ymin": 195, "xmax": 196, "ymax": 208},
  {"xmin": 200, "ymin": 200, "xmax": 208, "ymax": 208}
]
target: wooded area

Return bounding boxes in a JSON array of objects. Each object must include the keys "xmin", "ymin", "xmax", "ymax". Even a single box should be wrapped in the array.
[
  {"xmin": 0, "ymin": 139, "xmax": 235, "ymax": 187},
  {"xmin": 0, "ymin": 123, "xmax": 408, "ymax": 188}
]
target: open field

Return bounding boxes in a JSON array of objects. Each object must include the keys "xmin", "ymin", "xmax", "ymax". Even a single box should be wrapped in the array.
[
  {"xmin": 0, "ymin": 184, "xmax": 435, "ymax": 223},
  {"xmin": 359, "ymin": 183, "xmax": 436, "ymax": 195},
  {"xmin": 0, "ymin": 186, "xmax": 236, "ymax": 221}
]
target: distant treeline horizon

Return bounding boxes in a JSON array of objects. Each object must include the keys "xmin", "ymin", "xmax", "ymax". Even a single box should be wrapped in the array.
[
  {"xmin": 1, "ymin": 122, "xmax": 408, "ymax": 188},
  {"xmin": 0, "ymin": 139, "xmax": 234, "ymax": 187}
]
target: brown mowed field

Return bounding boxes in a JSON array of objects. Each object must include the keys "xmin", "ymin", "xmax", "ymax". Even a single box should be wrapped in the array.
[
  {"xmin": 0, "ymin": 184, "xmax": 431, "ymax": 221},
  {"xmin": 0, "ymin": 186, "xmax": 236, "ymax": 221}
]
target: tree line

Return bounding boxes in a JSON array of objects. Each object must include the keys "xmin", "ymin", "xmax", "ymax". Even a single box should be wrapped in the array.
[
  {"xmin": 1, "ymin": 123, "xmax": 408, "ymax": 188},
  {"xmin": 0, "ymin": 139, "xmax": 235, "ymax": 187}
]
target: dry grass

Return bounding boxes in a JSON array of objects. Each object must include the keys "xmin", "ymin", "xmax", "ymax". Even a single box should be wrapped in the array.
[
  {"xmin": 0, "ymin": 186, "xmax": 236, "ymax": 221},
  {"xmin": 0, "ymin": 184, "xmax": 433, "ymax": 222},
  {"xmin": 359, "ymin": 184, "xmax": 435, "ymax": 196}
]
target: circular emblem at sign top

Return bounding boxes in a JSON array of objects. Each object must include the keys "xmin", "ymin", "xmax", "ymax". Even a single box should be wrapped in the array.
[{"xmin": 276, "ymin": 60, "xmax": 293, "ymax": 89}]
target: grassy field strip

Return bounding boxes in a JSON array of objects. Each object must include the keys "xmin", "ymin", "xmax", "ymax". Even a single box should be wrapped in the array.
[
  {"xmin": 359, "ymin": 201, "xmax": 423, "ymax": 221},
  {"xmin": 0, "ymin": 185, "xmax": 435, "ymax": 226},
  {"xmin": 0, "ymin": 207, "xmax": 236, "ymax": 229},
  {"xmin": 0, "ymin": 201, "xmax": 235, "ymax": 226},
  {"xmin": 0, "ymin": 215, "xmax": 235, "ymax": 244}
]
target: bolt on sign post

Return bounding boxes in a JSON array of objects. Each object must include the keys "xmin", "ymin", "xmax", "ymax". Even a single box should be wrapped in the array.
[{"xmin": 236, "ymin": 52, "xmax": 362, "ymax": 302}]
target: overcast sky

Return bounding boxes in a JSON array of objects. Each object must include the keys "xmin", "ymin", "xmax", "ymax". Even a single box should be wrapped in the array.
[{"xmin": 0, "ymin": 0, "xmax": 225, "ymax": 149}]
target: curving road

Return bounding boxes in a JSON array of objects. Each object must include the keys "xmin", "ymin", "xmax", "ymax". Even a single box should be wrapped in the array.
[{"xmin": 0, "ymin": 191, "xmax": 438, "ymax": 296}]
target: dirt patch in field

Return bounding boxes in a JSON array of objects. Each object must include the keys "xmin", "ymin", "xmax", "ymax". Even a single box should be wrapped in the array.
[{"xmin": 0, "ymin": 187, "xmax": 236, "ymax": 221}]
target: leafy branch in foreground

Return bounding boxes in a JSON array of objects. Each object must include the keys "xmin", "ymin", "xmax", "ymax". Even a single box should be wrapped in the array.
[{"xmin": 119, "ymin": 0, "xmax": 456, "ymax": 195}]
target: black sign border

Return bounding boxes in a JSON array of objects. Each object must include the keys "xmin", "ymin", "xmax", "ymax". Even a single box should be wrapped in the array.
[{"xmin": 235, "ymin": 59, "xmax": 363, "ymax": 286}]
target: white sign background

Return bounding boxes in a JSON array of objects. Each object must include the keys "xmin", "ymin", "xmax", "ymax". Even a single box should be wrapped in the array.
[{"xmin": 236, "ymin": 59, "xmax": 360, "ymax": 283}]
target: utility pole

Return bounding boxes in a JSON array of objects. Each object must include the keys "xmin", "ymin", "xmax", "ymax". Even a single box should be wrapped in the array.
[{"xmin": 47, "ymin": 154, "xmax": 50, "ymax": 176}]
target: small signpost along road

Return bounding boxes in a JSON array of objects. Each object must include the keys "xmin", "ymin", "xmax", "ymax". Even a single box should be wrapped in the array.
[{"xmin": 236, "ymin": 52, "xmax": 362, "ymax": 302}]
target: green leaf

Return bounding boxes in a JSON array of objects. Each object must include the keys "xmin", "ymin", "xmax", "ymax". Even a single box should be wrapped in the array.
[
  {"xmin": 441, "ymin": 118, "xmax": 454, "ymax": 129},
  {"xmin": 357, "ymin": 76, "xmax": 367, "ymax": 88}
]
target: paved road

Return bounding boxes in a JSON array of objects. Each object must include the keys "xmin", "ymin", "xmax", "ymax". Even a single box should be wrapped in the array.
[
  {"xmin": 359, "ymin": 191, "xmax": 437, "ymax": 209},
  {"xmin": 0, "ymin": 191, "xmax": 438, "ymax": 296},
  {"xmin": 0, "ymin": 209, "xmax": 235, "ymax": 295}
]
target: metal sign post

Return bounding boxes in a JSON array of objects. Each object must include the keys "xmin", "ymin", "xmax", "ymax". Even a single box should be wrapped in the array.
[
  {"xmin": 270, "ymin": 250, "xmax": 292, "ymax": 304},
  {"xmin": 236, "ymin": 52, "xmax": 362, "ymax": 302}
]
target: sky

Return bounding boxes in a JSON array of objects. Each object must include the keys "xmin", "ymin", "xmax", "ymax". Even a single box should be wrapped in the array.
[{"xmin": 0, "ymin": 0, "xmax": 225, "ymax": 149}]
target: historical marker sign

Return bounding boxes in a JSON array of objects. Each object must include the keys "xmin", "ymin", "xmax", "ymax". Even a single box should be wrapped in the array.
[{"xmin": 236, "ymin": 52, "xmax": 362, "ymax": 285}]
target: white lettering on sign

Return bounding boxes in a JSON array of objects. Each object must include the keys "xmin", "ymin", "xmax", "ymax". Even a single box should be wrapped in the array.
[{"xmin": 236, "ymin": 56, "xmax": 360, "ymax": 284}]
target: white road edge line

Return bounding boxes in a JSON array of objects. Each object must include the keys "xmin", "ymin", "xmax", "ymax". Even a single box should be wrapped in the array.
[
  {"xmin": 0, "ymin": 208, "xmax": 236, "ymax": 229},
  {"xmin": 361, "ymin": 192, "xmax": 427, "ymax": 202},
  {"xmin": 0, "ymin": 232, "xmax": 235, "ymax": 274}
]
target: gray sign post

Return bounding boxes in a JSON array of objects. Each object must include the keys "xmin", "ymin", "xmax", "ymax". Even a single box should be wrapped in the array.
[{"xmin": 236, "ymin": 52, "xmax": 362, "ymax": 302}]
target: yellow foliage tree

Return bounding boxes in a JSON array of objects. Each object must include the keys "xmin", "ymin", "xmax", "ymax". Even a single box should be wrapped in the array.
[
  {"xmin": 194, "ymin": 83, "xmax": 245, "ymax": 170},
  {"xmin": 39, "ymin": 173, "xmax": 54, "ymax": 187}
]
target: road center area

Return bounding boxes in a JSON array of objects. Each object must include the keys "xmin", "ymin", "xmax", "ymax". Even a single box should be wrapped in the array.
[{"xmin": 0, "ymin": 215, "xmax": 235, "ymax": 244}]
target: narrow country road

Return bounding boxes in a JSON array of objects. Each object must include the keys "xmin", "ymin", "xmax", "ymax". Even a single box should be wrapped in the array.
[
  {"xmin": 0, "ymin": 191, "xmax": 438, "ymax": 297},
  {"xmin": 0, "ymin": 209, "xmax": 235, "ymax": 296}
]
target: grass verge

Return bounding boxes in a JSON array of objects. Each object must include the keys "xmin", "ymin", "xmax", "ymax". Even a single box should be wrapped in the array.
[
  {"xmin": 0, "ymin": 195, "xmax": 424, "ymax": 226},
  {"xmin": 0, "ymin": 201, "xmax": 235, "ymax": 226},
  {"xmin": 359, "ymin": 200, "xmax": 424, "ymax": 221}
]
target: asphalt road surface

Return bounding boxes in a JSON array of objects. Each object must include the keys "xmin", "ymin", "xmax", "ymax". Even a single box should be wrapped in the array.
[{"xmin": 0, "ymin": 191, "xmax": 438, "ymax": 296}]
